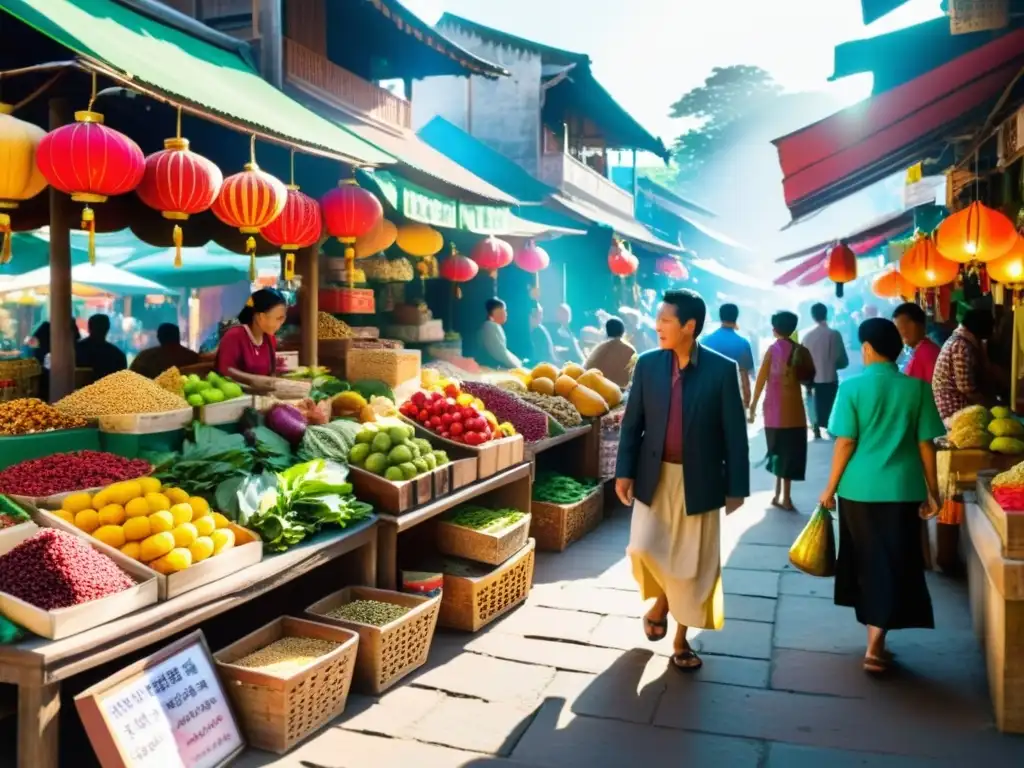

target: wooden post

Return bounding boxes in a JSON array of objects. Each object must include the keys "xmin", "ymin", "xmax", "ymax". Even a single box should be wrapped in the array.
[
  {"xmin": 48, "ymin": 99, "xmax": 74, "ymax": 402},
  {"xmin": 297, "ymin": 245, "xmax": 317, "ymax": 368},
  {"xmin": 18, "ymin": 681, "xmax": 60, "ymax": 768},
  {"xmin": 258, "ymin": 0, "xmax": 283, "ymax": 87}
]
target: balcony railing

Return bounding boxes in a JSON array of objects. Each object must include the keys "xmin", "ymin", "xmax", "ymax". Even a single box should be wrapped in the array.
[
  {"xmin": 284, "ymin": 39, "xmax": 412, "ymax": 129},
  {"xmin": 538, "ymin": 151, "xmax": 634, "ymax": 217}
]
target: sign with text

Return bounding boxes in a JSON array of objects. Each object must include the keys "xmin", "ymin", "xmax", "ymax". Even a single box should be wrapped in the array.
[
  {"xmin": 76, "ymin": 631, "xmax": 245, "ymax": 768},
  {"xmin": 949, "ymin": 0, "xmax": 1009, "ymax": 34}
]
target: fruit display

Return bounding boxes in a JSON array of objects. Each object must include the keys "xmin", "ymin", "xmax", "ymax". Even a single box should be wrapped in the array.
[
  {"xmin": 947, "ymin": 405, "xmax": 993, "ymax": 449},
  {"xmin": 155, "ymin": 366, "xmax": 185, "ymax": 396},
  {"xmin": 518, "ymin": 391, "xmax": 582, "ymax": 428},
  {"xmin": 325, "ymin": 599, "xmax": 410, "ymax": 626},
  {"xmin": 992, "ymin": 461, "xmax": 1024, "ymax": 509},
  {"xmin": 447, "ymin": 505, "xmax": 525, "ymax": 532},
  {"xmin": 318, "ymin": 312, "xmax": 355, "ymax": 340},
  {"xmin": 55, "ymin": 370, "xmax": 189, "ymax": 418},
  {"xmin": 298, "ymin": 420, "xmax": 363, "ymax": 463},
  {"xmin": 533, "ymin": 472, "xmax": 599, "ymax": 504},
  {"xmin": 525, "ymin": 363, "xmax": 621, "ymax": 416},
  {"xmin": 460, "ymin": 381, "xmax": 550, "ymax": 442},
  {"xmin": 0, "ymin": 451, "xmax": 150, "ymax": 498},
  {"xmin": 0, "ymin": 528, "xmax": 135, "ymax": 609},
  {"xmin": 991, "ymin": 437, "xmax": 1024, "ymax": 455},
  {"xmin": 398, "ymin": 389, "xmax": 504, "ymax": 446},
  {"xmin": 233, "ymin": 637, "xmax": 342, "ymax": 675},
  {"xmin": 347, "ymin": 421, "xmax": 449, "ymax": 481},
  {"xmin": 331, "ymin": 390, "xmax": 374, "ymax": 423},
  {"xmin": 989, "ymin": 418, "xmax": 1024, "ymax": 438},
  {"xmin": 0, "ymin": 398, "xmax": 88, "ymax": 436},
  {"xmin": 51, "ymin": 478, "xmax": 237, "ymax": 574},
  {"xmin": 183, "ymin": 371, "xmax": 245, "ymax": 407}
]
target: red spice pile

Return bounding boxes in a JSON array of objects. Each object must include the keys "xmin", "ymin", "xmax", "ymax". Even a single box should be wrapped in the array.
[
  {"xmin": 0, "ymin": 529, "xmax": 135, "ymax": 610},
  {"xmin": 0, "ymin": 451, "xmax": 150, "ymax": 497}
]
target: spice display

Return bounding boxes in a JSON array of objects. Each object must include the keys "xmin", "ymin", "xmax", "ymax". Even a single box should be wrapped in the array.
[
  {"xmin": 56, "ymin": 370, "xmax": 189, "ymax": 418},
  {"xmin": 533, "ymin": 472, "xmax": 599, "ymax": 504},
  {"xmin": 461, "ymin": 381, "xmax": 548, "ymax": 441},
  {"xmin": 361, "ymin": 255, "xmax": 413, "ymax": 282},
  {"xmin": 0, "ymin": 398, "xmax": 88, "ymax": 435},
  {"xmin": 399, "ymin": 389, "xmax": 499, "ymax": 445},
  {"xmin": 993, "ymin": 460, "xmax": 1024, "ymax": 509},
  {"xmin": 348, "ymin": 420, "xmax": 448, "ymax": 480},
  {"xmin": 318, "ymin": 312, "xmax": 354, "ymax": 340},
  {"xmin": 155, "ymin": 367, "xmax": 185, "ymax": 396},
  {"xmin": 326, "ymin": 599, "xmax": 409, "ymax": 626},
  {"xmin": 448, "ymin": 505, "xmax": 524, "ymax": 532},
  {"xmin": 233, "ymin": 636, "xmax": 342, "ymax": 675},
  {"xmin": 346, "ymin": 348, "xmax": 420, "ymax": 388},
  {"xmin": 0, "ymin": 451, "xmax": 150, "ymax": 498},
  {"xmin": 0, "ymin": 529, "xmax": 135, "ymax": 610},
  {"xmin": 518, "ymin": 392, "xmax": 583, "ymax": 428}
]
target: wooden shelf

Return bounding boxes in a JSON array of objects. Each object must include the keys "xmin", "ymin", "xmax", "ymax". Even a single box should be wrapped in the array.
[{"xmin": 524, "ymin": 424, "xmax": 592, "ymax": 458}]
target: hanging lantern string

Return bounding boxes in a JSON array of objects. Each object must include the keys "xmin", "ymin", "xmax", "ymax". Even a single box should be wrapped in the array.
[
  {"xmin": 289, "ymin": 149, "xmax": 296, "ymax": 186},
  {"xmin": 249, "ymin": 134, "xmax": 257, "ymax": 167},
  {"xmin": 86, "ymin": 70, "xmax": 97, "ymax": 112},
  {"xmin": 175, "ymin": 105, "xmax": 182, "ymax": 140},
  {"xmin": 0, "ymin": 214, "xmax": 11, "ymax": 266}
]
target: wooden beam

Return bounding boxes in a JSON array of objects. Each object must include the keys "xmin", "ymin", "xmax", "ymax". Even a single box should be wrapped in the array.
[
  {"xmin": 297, "ymin": 245, "xmax": 318, "ymax": 368},
  {"xmin": 47, "ymin": 98, "xmax": 74, "ymax": 403}
]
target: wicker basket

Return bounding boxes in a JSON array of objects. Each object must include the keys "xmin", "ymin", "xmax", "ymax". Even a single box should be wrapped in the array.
[
  {"xmin": 439, "ymin": 539, "xmax": 536, "ymax": 632},
  {"xmin": 531, "ymin": 485, "xmax": 604, "ymax": 552},
  {"xmin": 304, "ymin": 586, "xmax": 440, "ymax": 695},
  {"xmin": 214, "ymin": 616, "xmax": 359, "ymax": 754},
  {"xmin": 436, "ymin": 513, "xmax": 531, "ymax": 566}
]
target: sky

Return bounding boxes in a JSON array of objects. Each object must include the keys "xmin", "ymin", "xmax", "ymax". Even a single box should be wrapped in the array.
[{"xmin": 401, "ymin": 0, "xmax": 943, "ymax": 147}]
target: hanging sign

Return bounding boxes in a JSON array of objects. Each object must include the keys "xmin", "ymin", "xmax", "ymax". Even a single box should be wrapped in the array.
[
  {"xmin": 75, "ymin": 630, "xmax": 244, "ymax": 768},
  {"xmin": 949, "ymin": 0, "xmax": 1009, "ymax": 35}
]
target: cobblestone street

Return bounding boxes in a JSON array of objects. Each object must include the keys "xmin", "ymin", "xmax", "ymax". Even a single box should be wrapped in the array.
[{"xmin": 239, "ymin": 438, "xmax": 1024, "ymax": 768}]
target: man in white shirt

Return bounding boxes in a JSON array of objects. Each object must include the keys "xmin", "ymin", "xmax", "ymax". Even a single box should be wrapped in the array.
[
  {"xmin": 802, "ymin": 303, "xmax": 848, "ymax": 439},
  {"xmin": 476, "ymin": 297, "xmax": 522, "ymax": 369}
]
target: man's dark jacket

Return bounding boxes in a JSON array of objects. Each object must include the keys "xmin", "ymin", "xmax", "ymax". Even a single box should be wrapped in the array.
[{"xmin": 615, "ymin": 344, "xmax": 749, "ymax": 514}]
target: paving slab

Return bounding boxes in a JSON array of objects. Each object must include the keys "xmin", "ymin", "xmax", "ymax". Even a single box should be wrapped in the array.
[
  {"xmin": 465, "ymin": 632, "xmax": 625, "ymax": 674},
  {"xmin": 773, "ymin": 594, "xmax": 866, "ymax": 654},
  {"xmin": 692, "ymin": 618, "xmax": 773, "ymax": 659},
  {"xmin": 723, "ymin": 543, "xmax": 793, "ymax": 571},
  {"xmin": 491, "ymin": 605, "xmax": 601, "ymax": 644},
  {"xmin": 538, "ymin": 651, "xmax": 667, "ymax": 724},
  {"xmin": 780, "ymin": 571, "xmax": 835, "ymax": 597},
  {"xmin": 727, "ymin": 593, "xmax": 777, "ymax": 623},
  {"xmin": 723, "ymin": 567, "xmax": 780, "ymax": 598},
  {"xmin": 588, "ymin": 613, "xmax": 676, "ymax": 656},
  {"xmin": 405, "ymin": 695, "xmax": 538, "ymax": 756},
  {"xmin": 526, "ymin": 583, "xmax": 646, "ymax": 617},
  {"xmin": 765, "ymin": 742, "xmax": 962, "ymax": 768},
  {"xmin": 411, "ymin": 653, "xmax": 556, "ymax": 706},
  {"xmin": 340, "ymin": 686, "xmax": 443, "ymax": 737}
]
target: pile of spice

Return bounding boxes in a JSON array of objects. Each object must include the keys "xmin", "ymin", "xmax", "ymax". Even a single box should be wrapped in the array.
[
  {"xmin": 448, "ymin": 505, "xmax": 525, "ymax": 532},
  {"xmin": 0, "ymin": 398, "xmax": 88, "ymax": 436},
  {"xmin": 0, "ymin": 529, "xmax": 135, "ymax": 609},
  {"xmin": 0, "ymin": 451, "xmax": 150, "ymax": 497},
  {"xmin": 154, "ymin": 366, "xmax": 185, "ymax": 396},
  {"xmin": 325, "ymin": 599, "xmax": 409, "ymax": 627},
  {"xmin": 233, "ymin": 637, "xmax": 341, "ymax": 675},
  {"xmin": 317, "ymin": 312, "xmax": 354, "ymax": 340},
  {"xmin": 56, "ymin": 370, "xmax": 188, "ymax": 418},
  {"xmin": 533, "ymin": 472, "xmax": 599, "ymax": 505}
]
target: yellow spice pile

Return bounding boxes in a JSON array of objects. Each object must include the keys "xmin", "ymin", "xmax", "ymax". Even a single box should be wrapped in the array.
[
  {"xmin": 56, "ymin": 370, "xmax": 189, "ymax": 418},
  {"xmin": 155, "ymin": 366, "xmax": 184, "ymax": 396},
  {"xmin": 317, "ymin": 312, "xmax": 354, "ymax": 340},
  {"xmin": 233, "ymin": 637, "xmax": 341, "ymax": 675}
]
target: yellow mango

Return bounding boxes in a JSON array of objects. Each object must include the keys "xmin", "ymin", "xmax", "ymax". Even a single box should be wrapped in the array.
[
  {"xmin": 150, "ymin": 548, "xmax": 192, "ymax": 574},
  {"xmin": 52, "ymin": 508, "xmax": 75, "ymax": 525},
  {"xmin": 172, "ymin": 523, "xmax": 198, "ymax": 549},
  {"xmin": 211, "ymin": 528, "xmax": 235, "ymax": 555},
  {"xmin": 74, "ymin": 509, "xmax": 100, "ymax": 534},
  {"xmin": 194, "ymin": 516, "xmax": 216, "ymax": 537},
  {"xmin": 170, "ymin": 503, "xmax": 193, "ymax": 526},
  {"xmin": 108, "ymin": 481, "xmax": 143, "ymax": 505},
  {"xmin": 210, "ymin": 512, "xmax": 230, "ymax": 529},
  {"xmin": 98, "ymin": 504, "xmax": 126, "ymax": 527},
  {"xmin": 139, "ymin": 531, "xmax": 175, "ymax": 563},
  {"xmin": 188, "ymin": 497, "xmax": 211, "ymax": 519},
  {"xmin": 90, "ymin": 489, "xmax": 110, "ymax": 511},
  {"xmin": 189, "ymin": 536, "xmax": 215, "ymax": 563},
  {"xmin": 123, "ymin": 516, "xmax": 152, "ymax": 542},
  {"xmin": 61, "ymin": 492, "xmax": 93, "ymax": 514},
  {"xmin": 120, "ymin": 541, "xmax": 141, "ymax": 560},
  {"xmin": 125, "ymin": 497, "xmax": 151, "ymax": 519},
  {"xmin": 138, "ymin": 477, "xmax": 161, "ymax": 495},
  {"xmin": 165, "ymin": 488, "xmax": 190, "ymax": 505},
  {"xmin": 145, "ymin": 492, "xmax": 171, "ymax": 513},
  {"xmin": 148, "ymin": 510, "xmax": 174, "ymax": 534}
]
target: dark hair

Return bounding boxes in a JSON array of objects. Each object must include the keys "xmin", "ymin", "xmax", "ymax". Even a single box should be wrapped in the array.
[
  {"xmin": 719, "ymin": 304, "xmax": 739, "ymax": 324},
  {"xmin": 157, "ymin": 323, "xmax": 181, "ymax": 345},
  {"xmin": 811, "ymin": 303, "xmax": 828, "ymax": 323},
  {"xmin": 485, "ymin": 298, "xmax": 506, "ymax": 318},
  {"xmin": 771, "ymin": 310, "xmax": 798, "ymax": 338},
  {"xmin": 892, "ymin": 302, "xmax": 926, "ymax": 326},
  {"xmin": 962, "ymin": 307, "xmax": 994, "ymax": 340},
  {"xmin": 88, "ymin": 314, "xmax": 111, "ymax": 337},
  {"xmin": 858, "ymin": 317, "xmax": 903, "ymax": 362},
  {"xmin": 606, "ymin": 317, "xmax": 625, "ymax": 338},
  {"xmin": 662, "ymin": 289, "xmax": 706, "ymax": 337},
  {"xmin": 238, "ymin": 288, "xmax": 286, "ymax": 326}
]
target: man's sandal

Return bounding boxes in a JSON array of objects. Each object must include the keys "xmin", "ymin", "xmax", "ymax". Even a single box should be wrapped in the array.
[
  {"xmin": 671, "ymin": 649, "xmax": 703, "ymax": 672},
  {"xmin": 643, "ymin": 616, "xmax": 667, "ymax": 642}
]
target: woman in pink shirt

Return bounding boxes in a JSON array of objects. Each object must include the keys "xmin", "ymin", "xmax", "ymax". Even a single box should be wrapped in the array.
[
  {"xmin": 892, "ymin": 303, "xmax": 940, "ymax": 384},
  {"xmin": 215, "ymin": 288, "xmax": 287, "ymax": 391}
]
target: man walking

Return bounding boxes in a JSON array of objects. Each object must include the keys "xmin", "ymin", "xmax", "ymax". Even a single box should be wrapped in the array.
[
  {"xmin": 802, "ymin": 303, "xmax": 848, "ymax": 439},
  {"xmin": 703, "ymin": 304, "xmax": 755, "ymax": 409}
]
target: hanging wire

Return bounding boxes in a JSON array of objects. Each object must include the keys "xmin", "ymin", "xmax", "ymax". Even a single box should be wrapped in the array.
[
  {"xmin": 249, "ymin": 133, "xmax": 257, "ymax": 166},
  {"xmin": 10, "ymin": 72, "xmax": 63, "ymax": 113},
  {"xmin": 175, "ymin": 105, "xmax": 182, "ymax": 139},
  {"xmin": 290, "ymin": 149, "xmax": 296, "ymax": 186},
  {"xmin": 86, "ymin": 71, "xmax": 97, "ymax": 111}
]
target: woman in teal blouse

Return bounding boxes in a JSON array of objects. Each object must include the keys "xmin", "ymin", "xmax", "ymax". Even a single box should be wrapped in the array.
[{"xmin": 818, "ymin": 318, "xmax": 944, "ymax": 674}]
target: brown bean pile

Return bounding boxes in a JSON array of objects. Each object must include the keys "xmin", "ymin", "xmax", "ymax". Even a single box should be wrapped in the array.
[
  {"xmin": 234, "ymin": 637, "xmax": 341, "ymax": 675},
  {"xmin": 56, "ymin": 370, "xmax": 188, "ymax": 418},
  {"xmin": 317, "ymin": 312, "xmax": 354, "ymax": 340},
  {"xmin": 154, "ymin": 366, "xmax": 184, "ymax": 395},
  {"xmin": 0, "ymin": 398, "xmax": 87, "ymax": 435}
]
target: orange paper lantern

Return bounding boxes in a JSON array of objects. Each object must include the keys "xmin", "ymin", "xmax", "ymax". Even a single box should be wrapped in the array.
[
  {"xmin": 871, "ymin": 268, "xmax": 914, "ymax": 300},
  {"xmin": 826, "ymin": 242, "xmax": 856, "ymax": 297},
  {"xmin": 354, "ymin": 218, "xmax": 397, "ymax": 258},
  {"xmin": 900, "ymin": 236, "xmax": 960, "ymax": 288},
  {"xmin": 935, "ymin": 201, "xmax": 1017, "ymax": 263},
  {"xmin": 986, "ymin": 237, "xmax": 1024, "ymax": 287}
]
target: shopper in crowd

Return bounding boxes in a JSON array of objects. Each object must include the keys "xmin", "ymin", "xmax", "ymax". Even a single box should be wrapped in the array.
[
  {"xmin": 818, "ymin": 317, "xmax": 942, "ymax": 674},
  {"xmin": 27, "ymin": 320, "xmax": 80, "ymax": 401},
  {"xmin": 892, "ymin": 303, "xmax": 940, "ymax": 385},
  {"xmin": 703, "ymin": 303, "xmax": 755, "ymax": 409},
  {"xmin": 932, "ymin": 307, "xmax": 993, "ymax": 421},
  {"xmin": 749, "ymin": 310, "xmax": 815, "ymax": 511},
  {"xmin": 553, "ymin": 303, "xmax": 585, "ymax": 365},
  {"xmin": 215, "ymin": 288, "xmax": 287, "ymax": 391},
  {"xmin": 802, "ymin": 303, "xmax": 848, "ymax": 440},
  {"xmin": 130, "ymin": 323, "xmax": 200, "ymax": 379},
  {"xmin": 615, "ymin": 289, "xmax": 749, "ymax": 672},
  {"xmin": 76, "ymin": 314, "xmax": 127, "ymax": 381},
  {"xmin": 476, "ymin": 297, "xmax": 522, "ymax": 370},
  {"xmin": 584, "ymin": 316, "xmax": 636, "ymax": 389},
  {"xmin": 527, "ymin": 302, "xmax": 557, "ymax": 366}
]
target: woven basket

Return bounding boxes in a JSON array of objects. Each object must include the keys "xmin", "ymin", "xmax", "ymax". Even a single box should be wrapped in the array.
[
  {"xmin": 531, "ymin": 485, "xmax": 604, "ymax": 552},
  {"xmin": 439, "ymin": 539, "xmax": 536, "ymax": 632}
]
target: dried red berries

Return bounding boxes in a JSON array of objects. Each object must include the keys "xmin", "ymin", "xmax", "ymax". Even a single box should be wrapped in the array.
[
  {"xmin": 0, "ymin": 451, "xmax": 150, "ymax": 497},
  {"xmin": 0, "ymin": 529, "xmax": 135, "ymax": 610}
]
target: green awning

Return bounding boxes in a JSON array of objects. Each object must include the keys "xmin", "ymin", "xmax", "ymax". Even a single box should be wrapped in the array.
[{"xmin": 2, "ymin": 0, "xmax": 395, "ymax": 166}]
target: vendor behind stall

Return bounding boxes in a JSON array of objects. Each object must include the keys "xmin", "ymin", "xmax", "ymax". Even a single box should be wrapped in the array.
[
  {"xmin": 932, "ymin": 308, "xmax": 993, "ymax": 421},
  {"xmin": 215, "ymin": 289, "xmax": 287, "ymax": 392},
  {"xmin": 130, "ymin": 324, "xmax": 199, "ymax": 379}
]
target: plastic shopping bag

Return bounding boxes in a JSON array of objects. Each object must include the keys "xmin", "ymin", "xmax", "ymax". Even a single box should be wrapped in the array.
[{"xmin": 788, "ymin": 504, "xmax": 837, "ymax": 577}]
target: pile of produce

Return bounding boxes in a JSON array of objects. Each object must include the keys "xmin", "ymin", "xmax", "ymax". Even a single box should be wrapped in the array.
[
  {"xmin": 283, "ymin": 366, "xmax": 332, "ymax": 381},
  {"xmin": 518, "ymin": 391, "xmax": 582, "ymax": 428},
  {"xmin": 56, "ymin": 370, "xmax": 188, "ymax": 418},
  {"xmin": 988, "ymin": 407, "xmax": 1024, "ymax": 455},
  {"xmin": 298, "ymin": 420, "xmax": 363, "ymax": 463},
  {"xmin": 52, "ymin": 478, "xmax": 236, "ymax": 574},
  {"xmin": 308, "ymin": 374, "xmax": 351, "ymax": 403},
  {"xmin": 228, "ymin": 460, "xmax": 373, "ymax": 552},
  {"xmin": 447, "ymin": 505, "xmax": 525, "ymax": 532},
  {"xmin": 330, "ymin": 390, "xmax": 375, "ymax": 423},
  {"xmin": 992, "ymin": 461, "xmax": 1024, "ymax": 509},
  {"xmin": 398, "ymin": 389, "xmax": 506, "ymax": 446},
  {"xmin": 182, "ymin": 371, "xmax": 245, "ymax": 407},
  {"xmin": 325, "ymin": 599, "xmax": 409, "ymax": 626},
  {"xmin": 318, "ymin": 312, "xmax": 354, "ymax": 340},
  {"xmin": 0, "ymin": 451, "xmax": 150, "ymax": 498},
  {"xmin": 361, "ymin": 256, "xmax": 413, "ymax": 282},
  {"xmin": 0, "ymin": 529, "xmax": 135, "ymax": 609},
  {"xmin": 0, "ymin": 398, "xmax": 87, "ymax": 435},
  {"xmin": 155, "ymin": 367, "xmax": 185, "ymax": 396},
  {"xmin": 520, "ymin": 363, "xmax": 621, "ymax": 417},
  {"xmin": 460, "ymin": 381, "xmax": 549, "ymax": 442},
  {"xmin": 347, "ymin": 421, "xmax": 449, "ymax": 481},
  {"xmin": 0, "ymin": 497, "xmax": 30, "ymax": 529},
  {"xmin": 234, "ymin": 636, "xmax": 342, "ymax": 675},
  {"xmin": 947, "ymin": 405, "xmax": 993, "ymax": 449},
  {"xmin": 533, "ymin": 472, "xmax": 599, "ymax": 504}
]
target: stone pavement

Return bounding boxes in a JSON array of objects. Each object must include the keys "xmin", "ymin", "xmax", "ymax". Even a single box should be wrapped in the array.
[{"xmin": 239, "ymin": 438, "xmax": 1024, "ymax": 768}]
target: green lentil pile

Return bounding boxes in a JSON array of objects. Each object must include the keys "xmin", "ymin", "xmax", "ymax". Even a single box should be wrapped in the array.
[
  {"xmin": 233, "ymin": 637, "xmax": 341, "ymax": 675},
  {"xmin": 448, "ymin": 505, "xmax": 525, "ymax": 532},
  {"xmin": 533, "ymin": 472, "xmax": 598, "ymax": 504},
  {"xmin": 518, "ymin": 392, "xmax": 582, "ymax": 427},
  {"xmin": 326, "ymin": 599, "xmax": 410, "ymax": 626}
]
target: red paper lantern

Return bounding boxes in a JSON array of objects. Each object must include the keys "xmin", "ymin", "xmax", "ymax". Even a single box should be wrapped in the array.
[
  {"xmin": 608, "ymin": 240, "xmax": 638, "ymax": 277},
  {"xmin": 136, "ymin": 115, "xmax": 222, "ymax": 269},
  {"xmin": 36, "ymin": 108, "xmax": 144, "ymax": 263},
  {"xmin": 514, "ymin": 240, "xmax": 550, "ymax": 298},
  {"xmin": 471, "ymin": 235, "xmax": 514, "ymax": 278},
  {"xmin": 261, "ymin": 185, "xmax": 322, "ymax": 281},
  {"xmin": 656, "ymin": 255, "xmax": 688, "ymax": 280},
  {"xmin": 826, "ymin": 242, "xmax": 856, "ymax": 297},
  {"xmin": 439, "ymin": 245, "xmax": 479, "ymax": 299},
  {"xmin": 321, "ymin": 178, "xmax": 383, "ymax": 287}
]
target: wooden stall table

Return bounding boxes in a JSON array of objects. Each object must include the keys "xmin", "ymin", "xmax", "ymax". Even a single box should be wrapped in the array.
[
  {"xmin": 0, "ymin": 517, "xmax": 379, "ymax": 768},
  {"xmin": 523, "ymin": 424, "xmax": 596, "ymax": 479}
]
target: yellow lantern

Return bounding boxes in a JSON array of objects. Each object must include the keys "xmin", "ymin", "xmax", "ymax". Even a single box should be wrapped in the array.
[
  {"xmin": 0, "ymin": 103, "xmax": 47, "ymax": 263},
  {"xmin": 354, "ymin": 218, "xmax": 397, "ymax": 258},
  {"xmin": 987, "ymin": 237, "xmax": 1024, "ymax": 288},
  {"xmin": 396, "ymin": 222, "xmax": 443, "ymax": 258}
]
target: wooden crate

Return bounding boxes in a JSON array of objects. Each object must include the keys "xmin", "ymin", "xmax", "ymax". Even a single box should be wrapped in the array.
[
  {"xmin": 976, "ymin": 474, "xmax": 1024, "ymax": 559},
  {"xmin": 97, "ymin": 407, "xmax": 193, "ymax": 435},
  {"xmin": 402, "ymin": 416, "xmax": 524, "ymax": 479},
  {"xmin": 939, "ymin": 448, "xmax": 1020, "ymax": 492},
  {"xmin": 530, "ymin": 484, "xmax": 604, "ymax": 552},
  {"xmin": 198, "ymin": 395, "xmax": 254, "ymax": 426},
  {"xmin": 214, "ymin": 616, "xmax": 359, "ymax": 754},
  {"xmin": 439, "ymin": 539, "xmax": 535, "ymax": 632},
  {"xmin": 437, "ymin": 513, "xmax": 531, "ymax": 566},
  {"xmin": 305, "ymin": 586, "xmax": 440, "ymax": 694},
  {"xmin": 348, "ymin": 465, "xmax": 433, "ymax": 515}
]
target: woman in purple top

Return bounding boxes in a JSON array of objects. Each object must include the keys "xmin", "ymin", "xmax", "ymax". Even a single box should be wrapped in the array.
[{"xmin": 215, "ymin": 288, "xmax": 287, "ymax": 392}]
